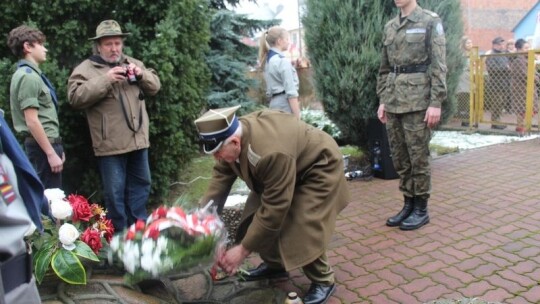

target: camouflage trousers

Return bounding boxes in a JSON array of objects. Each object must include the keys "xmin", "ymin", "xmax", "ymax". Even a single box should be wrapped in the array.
[{"xmin": 385, "ymin": 111, "xmax": 432, "ymax": 199}]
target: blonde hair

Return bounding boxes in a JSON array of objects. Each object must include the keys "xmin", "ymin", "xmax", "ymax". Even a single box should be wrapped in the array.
[{"xmin": 258, "ymin": 26, "xmax": 288, "ymax": 70}]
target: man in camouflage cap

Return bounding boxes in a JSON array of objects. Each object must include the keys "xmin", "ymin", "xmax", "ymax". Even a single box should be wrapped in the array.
[
  {"xmin": 195, "ymin": 106, "xmax": 350, "ymax": 304},
  {"xmin": 67, "ymin": 20, "xmax": 161, "ymax": 231},
  {"xmin": 376, "ymin": 0, "xmax": 447, "ymax": 230}
]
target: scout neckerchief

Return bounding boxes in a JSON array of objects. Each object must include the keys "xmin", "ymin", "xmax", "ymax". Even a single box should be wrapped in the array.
[
  {"xmin": 266, "ymin": 49, "xmax": 282, "ymax": 63},
  {"xmin": 17, "ymin": 62, "xmax": 58, "ymax": 111}
]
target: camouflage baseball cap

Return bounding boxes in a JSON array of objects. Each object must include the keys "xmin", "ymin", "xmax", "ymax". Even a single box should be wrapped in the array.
[{"xmin": 88, "ymin": 20, "xmax": 130, "ymax": 40}]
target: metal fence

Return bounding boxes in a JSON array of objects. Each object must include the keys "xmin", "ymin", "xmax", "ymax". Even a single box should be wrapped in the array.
[{"xmin": 456, "ymin": 47, "xmax": 540, "ymax": 134}]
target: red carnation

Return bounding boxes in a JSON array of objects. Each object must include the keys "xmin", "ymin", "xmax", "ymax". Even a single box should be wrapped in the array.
[
  {"xmin": 147, "ymin": 226, "xmax": 160, "ymax": 240},
  {"xmin": 151, "ymin": 207, "xmax": 168, "ymax": 220},
  {"xmin": 126, "ymin": 229, "xmax": 136, "ymax": 241},
  {"xmin": 135, "ymin": 219, "xmax": 146, "ymax": 231},
  {"xmin": 67, "ymin": 194, "xmax": 93, "ymax": 222},
  {"xmin": 81, "ymin": 228, "xmax": 103, "ymax": 254}
]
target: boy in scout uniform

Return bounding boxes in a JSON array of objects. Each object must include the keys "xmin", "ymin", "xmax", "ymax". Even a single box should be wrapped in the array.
[
  {"xmin": 195, "ymin": 106, "xmax": 350, "ymax": 304},
  {"xmin": 7, "ymin": 25, "xmax": 65, "ymax": 189},
  {"xmin": 376, "ymin": 0, "xmax": 447, "ymax": 230}
]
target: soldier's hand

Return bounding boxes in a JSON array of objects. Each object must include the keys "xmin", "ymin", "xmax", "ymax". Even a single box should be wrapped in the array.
[
  {"xmin": 424, "ymin": 107, "xmax": 441, "ymax": 128},
  {"xmin": 377, "ymin": 104, "xmax": 387, "ymax": 124}
]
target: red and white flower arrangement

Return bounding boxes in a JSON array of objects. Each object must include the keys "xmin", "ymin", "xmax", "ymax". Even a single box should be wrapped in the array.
[
  {"xmin": 109, "ymin": 203, "xmax": 225, "ymax": 284},
  {"xmin": 29, "ymin": 189, "xmax": 114, "ymax": 285}
]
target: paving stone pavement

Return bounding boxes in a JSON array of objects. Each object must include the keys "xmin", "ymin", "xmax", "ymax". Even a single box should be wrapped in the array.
[{"xmin": 39, "ymin": 138, "xmax": 540, "ymax": 303}]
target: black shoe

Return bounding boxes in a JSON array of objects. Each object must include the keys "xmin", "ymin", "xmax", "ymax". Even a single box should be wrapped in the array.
[
  {"xmin": 491, "ymin": 124, "xmax": 507, "ymax": 130},
  {"xmin": 241, "ymin": 263, "xmax": 288, "ymax": 281},
  {"xmin": 303, "ymin": 283, "xmax": 336, "ymax": 304}
]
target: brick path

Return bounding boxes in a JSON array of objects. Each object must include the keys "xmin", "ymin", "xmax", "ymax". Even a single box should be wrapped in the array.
[
  {"xmin": 276, "ymin": 137, "xmax": 540, "ymax": 303},
  {"xmin": 40, "ymin": 138, "xmax": 540, "ymax": 303}
]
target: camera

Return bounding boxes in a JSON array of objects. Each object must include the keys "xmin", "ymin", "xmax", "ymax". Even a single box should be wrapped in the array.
[{"xmin": 123, "ymin": 65, "xmax": 138, "ymax": 85}]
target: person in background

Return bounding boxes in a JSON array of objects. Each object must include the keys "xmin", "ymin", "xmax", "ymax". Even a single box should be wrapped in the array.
[
  {"xmin": 506, "ymin": 39, "xmax": 516, "ymax": 53},
  {"xmin": 258, "ymin": 26, "xmax": 301, "ymax": 119},
  {"xmin": 7, "ymin": 25, "xmax": 65, "ymax": 189},
  {"xmin": 67, "ymin": 20, "xmax": 161, "ymax": 231},
  {"xmin": 510, "ymin": 38, "xmax": 536, "ymax": 135},
  {"xmin": 376, "ymin": 0, "xmax": 447, "ymax": 230},
  {"xmin": 457, "ymin": 36, "xmax": 474, "ymax": 127},
  {"xmin": 196, "ymin": 106, "xmax": 350, "ymax": 304},
  {"xmin": 0, "ymin": 111, "xmax": 48, "ymax": 304},
  {"xmin": 485, "ymin": 36, "xmax": 510, "ymax": 130}
]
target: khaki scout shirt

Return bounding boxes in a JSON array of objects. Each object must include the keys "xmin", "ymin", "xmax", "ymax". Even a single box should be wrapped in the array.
[
  {"xmin": 264, "ymin": 48, "xmax": 299, "ymax": 98},
  {"xmin": 9, "ymin": 60, "xmax": 60, "ymax": 138},
  {"xmin": 376, "ymin": 5, "xmax": 447, "ymax": 113}
]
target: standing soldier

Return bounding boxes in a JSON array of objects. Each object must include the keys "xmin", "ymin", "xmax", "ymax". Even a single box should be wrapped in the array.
[{"xmin": 376, "ymin": 0, "xmax": 447, "ymax": 230}]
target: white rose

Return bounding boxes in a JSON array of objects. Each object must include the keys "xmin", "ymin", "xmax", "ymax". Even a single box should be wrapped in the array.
[
  {"xmin": 44, "ymin": 188, "xmax": 66, "ymax": 202},
  {"xmin": 58, "ymin": 223, "xmax": 79, "ymax": 250},
  {"xmin": 50, "ymin": 199, "xmax": 73, "ymax": 220}
]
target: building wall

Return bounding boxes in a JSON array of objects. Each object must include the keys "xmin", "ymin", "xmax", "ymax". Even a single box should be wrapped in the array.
[{"xmin": 461, "ymin": 0, "xmax": 538, "ymax": 52}]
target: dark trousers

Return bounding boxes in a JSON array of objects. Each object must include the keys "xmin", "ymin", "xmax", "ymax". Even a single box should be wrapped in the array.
[
  {"xmin": 24, "ymin": 141, "xmax": 63, "ymax": 189},
  {"xmin": 96, "ymin": 149, "xmax": 151, "ymax": 232}
]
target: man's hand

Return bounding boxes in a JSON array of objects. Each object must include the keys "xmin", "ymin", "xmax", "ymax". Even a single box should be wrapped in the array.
[
  {"xmin": 377, "ymin": 104, "xmax": 387, "ymax": 124},
  {"xmin": 107, "ymin": 66, "xmax": 127, "ymax": 83},
  {"xmin": 217, "ymin": 244, "xmax": 251, "ymax": 275},
  {"xmin": 424, "ymin": 106, "xmax": 441, "ymax": 128},
  {"xmin": 48, "ymin": 152, "xmax": 63, "ymax": 173},
  {"xmin": 127, "ymin": 63, "xmax": 142, "ymax": 77}
]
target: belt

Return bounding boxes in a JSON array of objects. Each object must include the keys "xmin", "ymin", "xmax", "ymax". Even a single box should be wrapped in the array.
[
  {"xmin": 271, "ymin": 91, "xmax": 286, "ymax": 97},
  {"xmin": 1, "ymin": 252, "xmax": 32, "ymax": 294},
  {"xmin": 25, "ymin": 137, "xmax": 62, "ymax": 144},
  {"xmin": 392, "ymin": 64, "xmax": 429, "ymax": 74}
]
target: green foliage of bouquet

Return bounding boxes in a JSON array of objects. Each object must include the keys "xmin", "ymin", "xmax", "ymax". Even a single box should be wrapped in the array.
[
  {"xmin": 109, "ymin": 204, "xmax": 226, "ymax": 284},
  {"xmin": 28, "ymin": 189, "xmax": 114, "ymax": 285}
]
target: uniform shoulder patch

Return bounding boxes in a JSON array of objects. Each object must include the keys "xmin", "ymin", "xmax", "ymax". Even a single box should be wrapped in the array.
[
  {"xmin": 25, "ymin": 67, "xmax": 33, "ymax": 74},
  {"xmin": 247, "ymin": 144, "xmax": 261, "ymax": 166},
  {"xmin": 423, "ymin": 9, "xmax": 438, "ymax": 18}
]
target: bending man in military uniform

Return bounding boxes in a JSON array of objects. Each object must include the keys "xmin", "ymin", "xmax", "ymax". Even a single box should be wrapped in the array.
[
  {"xmin": 376, "ymin": 0, "xmax": 447, "ymax": 230},
  {"xmin": 195, "ymin": 106, "xmax": 350, "ymax": 304}
]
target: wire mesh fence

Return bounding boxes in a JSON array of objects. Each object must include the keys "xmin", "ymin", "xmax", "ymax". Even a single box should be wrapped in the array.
[{"xmin": 454, "ymin": 47, "xmax": 540, "ymax": 134}]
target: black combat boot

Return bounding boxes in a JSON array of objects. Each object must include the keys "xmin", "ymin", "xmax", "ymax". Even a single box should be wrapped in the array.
[
  {"xmin": 386, "ymin": 196, "xmax": 414, "ymax": 227},
  {"xmin": 399, "ymin": 196, "xmax": 430, "ymax": 230}
]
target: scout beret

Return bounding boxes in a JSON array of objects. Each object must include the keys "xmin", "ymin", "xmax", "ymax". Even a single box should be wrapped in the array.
[
  {"xmin": 89, "ymin": 20, "xmax": 130, "ymax": 41},
  {"xmin": 194, "ymin": 105, "xmax": 241, "ymax": 154}
]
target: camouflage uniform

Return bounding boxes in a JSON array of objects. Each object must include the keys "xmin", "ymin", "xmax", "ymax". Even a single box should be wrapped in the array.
[{"xmin": 376, "ymin": 5, "xmax": 447, "ymax": 199}]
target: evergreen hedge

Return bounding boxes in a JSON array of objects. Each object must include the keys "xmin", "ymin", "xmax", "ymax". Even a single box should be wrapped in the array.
[{"xmin": 0, "ymin": 0, "xmax": 211, "ymax": 204}]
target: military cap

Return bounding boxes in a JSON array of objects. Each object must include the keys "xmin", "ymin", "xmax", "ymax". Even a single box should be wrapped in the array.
[
  {"xmin": 194, "ymin": 105, "xmax": 241, "ymax": 154},
  {"xmin": 492, "ymin": 36, "xmax": 504, "ymax": 45},
  {"xmin": 88, "ymin": 20, "xmax": 130, "ymax": 40}
]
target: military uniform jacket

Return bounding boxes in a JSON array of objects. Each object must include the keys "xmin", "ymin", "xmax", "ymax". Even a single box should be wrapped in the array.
[
  {"xmin": 376, "ymin": 5, "xmax": 447, "ymax": 113},
  {"xmin": 68, "ymin": 55, "xmax": 161, "ymax": 156},
  {"xmin": 200, "ymin": 110, "xmax": 350, "ymax": 270}
]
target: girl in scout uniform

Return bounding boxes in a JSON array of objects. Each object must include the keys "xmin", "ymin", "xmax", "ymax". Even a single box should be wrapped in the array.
[{"xmin": 258, "ymin": 26, "xmax": 301, "ymax": 119}]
